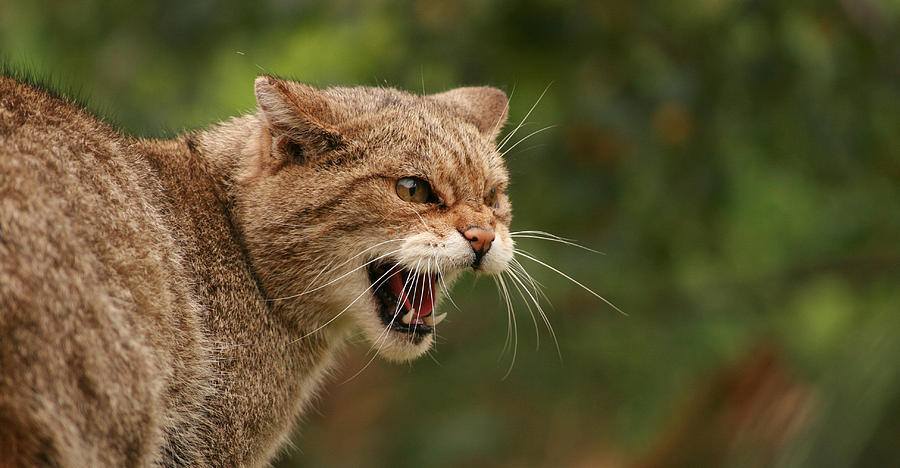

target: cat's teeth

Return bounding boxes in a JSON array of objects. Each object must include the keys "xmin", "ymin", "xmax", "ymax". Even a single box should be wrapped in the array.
[
  {"xmin": 423, "ymin": 313, "xmax": 446, "ymax": 327},
  {"xmin": 401, "ymin": 309, "xmax": 415, "ymax": 325}
]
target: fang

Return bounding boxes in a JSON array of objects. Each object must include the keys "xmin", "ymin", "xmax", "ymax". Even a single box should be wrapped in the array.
[
  {"xmin": 423, "ymin": 313, "xmax": 446, "ymax": 327},
  {"xmin": 401, "ymin": 309, "xmax": 415, "ymax": 325}
]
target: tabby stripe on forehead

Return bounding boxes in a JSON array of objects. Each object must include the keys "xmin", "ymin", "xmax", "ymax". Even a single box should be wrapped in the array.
[
  {"xmin": 431, "ymin": 120, "xmax": 487, "ymax": 202},
  {"xmin": 299, "ymin": 174, "xmax": 382, "ymax": 220}
]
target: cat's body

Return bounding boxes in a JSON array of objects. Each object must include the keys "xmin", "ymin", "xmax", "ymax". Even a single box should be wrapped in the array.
[{"xmin": 0, "ymin": 74, "xmax": 512, "ymax": 466}]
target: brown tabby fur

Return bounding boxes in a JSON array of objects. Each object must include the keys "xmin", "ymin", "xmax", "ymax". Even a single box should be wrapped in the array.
[{"xmin": 0, "ymin": 74, "xmax": 512, "ymax": 466}]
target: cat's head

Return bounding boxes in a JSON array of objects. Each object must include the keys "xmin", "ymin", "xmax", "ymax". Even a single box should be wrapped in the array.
[{"xmin": 235, "ymin": 76, "xmax": 513, "ymax": 361}]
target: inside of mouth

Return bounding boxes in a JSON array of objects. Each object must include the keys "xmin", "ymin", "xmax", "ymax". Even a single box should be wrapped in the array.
[{"xmin": 372, "ymin": 263, "xmax": 436, "ymax": 325}]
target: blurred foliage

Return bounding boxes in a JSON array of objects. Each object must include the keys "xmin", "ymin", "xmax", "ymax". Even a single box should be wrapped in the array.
[{"xmin": 3, "ymin": 0, "xmax": 899, "ymax": 466}]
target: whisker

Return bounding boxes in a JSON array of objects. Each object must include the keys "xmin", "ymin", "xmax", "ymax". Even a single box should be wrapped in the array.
[
  {"xmin": 427, "ymin": 246, "xmax": 459, "ymax": 313},
  {"xmin": 343, "ymin": 260, "xmax": 416, "ymax": 374},
  {"xmin": 342, "ymin": 278, "xmax": 410, "ymax": 385},
  {"xmin": 342, "ymin": 317, "xmax": 396, "ymax": 384},
  {"xmin": 413, "ymin": 259, "xmax": 427, "ymax": 336},
  {"xmin": 500, "ymin": 124, "xmax": 558, "ymax": 157},
  {"xmin": 290, "ymin": 263, "xmax": 403, "ymax": 342},
  {"xmin": 403, "ymin": 205, "xmax": 430, "ymax": 231},
  {"xmin": 300, "ymin": 257, "xmax": 336, "ymax": 296},
  {"xmin": 504, "ymin": 269, "xmax": 544, "ymax": 352},
  {"xmin": 269, "ymin": 247, "xmax": 404, "ymax": 301},
  {"xmin": 514, "ymin": 250, "xmax": 626, "ymax": 316},
  {"xmin": 505, "ymin": 268, "xmax": 561, "ymax": 361},
  {"xmin": 427, "ymin": 259, "xmax": 438, "ymax": 353},
  {"xmin": 498, "ymin": 82, "xmax": 552, "ymax": 152},
  {"xmin": 496, "ymin": 274, "xmax": 519, "ymax": 380},
  {"xmin": 486, "ymin": 82, "xmax": 516, "ymax": 137},
  {"xmin": 437, "ymin": 271, "xmax": 460, "ymax": 312},
  {"xmin": 394, "ymin": 260, "xmax": 417, "ymax": 323},
  {"xmin": 508, "ymin": 233, "xmax": 604, "ymax": 255},
  {"xmin": 487, "ymin": 100, "xmax": 511, "ymax": 138},
  {"xmin": 493, "ymin": 275, "xmax": 515, "ymax": 358},
  {"xmin": 509, "ymin": 257, "xmax": 551, "ymax": 306},
  {"xmin": 510, "ymin": 230, "xmax": 581, "ymax": 240}
]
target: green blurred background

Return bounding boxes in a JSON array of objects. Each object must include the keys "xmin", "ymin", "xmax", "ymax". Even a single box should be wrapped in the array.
[{"xmin": 3, "ymin": 1, "xmax": 899, "ymax": 466}]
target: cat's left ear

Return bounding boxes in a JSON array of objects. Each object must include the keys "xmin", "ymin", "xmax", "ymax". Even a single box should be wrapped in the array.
[
  {"xmin": 254, "ymin": 76, "xmax": 343, "ymax": 166},
  {"xmin": 429, "ymin": 87, "xmax": 508, "ymax": 140}
]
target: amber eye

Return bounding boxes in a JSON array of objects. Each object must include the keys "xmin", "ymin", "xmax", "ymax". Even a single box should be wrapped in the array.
[
  {"xmin": 396, "ymin": 177, "xmax": 435, "ymax": 204},
  {"xmin": 485, "ymin": 187, "xmax": 500, "ymax": 209}
]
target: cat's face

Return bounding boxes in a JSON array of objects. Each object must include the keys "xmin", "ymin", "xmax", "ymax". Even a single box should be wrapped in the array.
[{"xmin": 237, "ymin": 76, "xmax": 513, "ymax": 361}]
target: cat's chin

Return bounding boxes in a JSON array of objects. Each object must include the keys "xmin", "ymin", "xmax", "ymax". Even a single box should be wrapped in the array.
[{"xmin": 366, "ymin": 331, "xmax": 434, "ymax": 362}]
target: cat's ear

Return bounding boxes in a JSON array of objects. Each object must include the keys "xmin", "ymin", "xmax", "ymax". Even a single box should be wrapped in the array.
[
  {"xmin": 254, "ymin": 76, "xmax": 343, "ymax": 166},
  {"xmin": 430, "ymin": 87, "xmax": 508, "ymax": 140}
]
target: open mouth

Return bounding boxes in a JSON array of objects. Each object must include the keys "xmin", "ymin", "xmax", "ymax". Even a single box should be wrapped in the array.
[{"xmin": 368, "ymin": 261, "xmax": 446, "ymax": 337}]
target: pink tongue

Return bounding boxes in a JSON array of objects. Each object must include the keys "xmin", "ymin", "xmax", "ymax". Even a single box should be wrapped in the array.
[{"xmin": 387, "ymin": 270, "xmax": 435, "ymax": 320}]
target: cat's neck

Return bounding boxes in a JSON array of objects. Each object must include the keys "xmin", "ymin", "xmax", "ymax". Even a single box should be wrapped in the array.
[{"xmin": 136, "ymin": 118, "xmax": 344, "ymax": 465}]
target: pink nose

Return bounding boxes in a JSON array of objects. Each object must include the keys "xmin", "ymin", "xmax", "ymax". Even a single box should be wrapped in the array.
[{"xmin": 461, "ymin": 226, "xmax": 495, "ymax": 256}]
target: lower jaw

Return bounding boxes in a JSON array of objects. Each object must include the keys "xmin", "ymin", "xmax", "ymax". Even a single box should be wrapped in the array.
[
  {"xmin": 377, "ymin": 304, "xmax": 434, "ymax": 340},
  {"xmin": 368, "ymin": 264, "xmax": 437, "ymax": 339},
  {"xmin": 366, "ymin": 327, "xmax": 434, "ymax": 361}
]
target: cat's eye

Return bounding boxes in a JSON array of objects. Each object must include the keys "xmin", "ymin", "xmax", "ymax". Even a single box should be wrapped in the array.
[
  {"xmin": 485, "ymin": 187, "xmax": 500, "ymax": 209},
  {"xmin": 396, "ymin": 177, "xmax": 435, "ymax": 204}
]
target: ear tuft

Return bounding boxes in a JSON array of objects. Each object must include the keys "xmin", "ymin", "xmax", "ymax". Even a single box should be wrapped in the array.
[
  {"xmin": 253, "ymin": 76, "xmax": 343, "ymax": 165},
  {"xmin": 254, "ymin": 76, "xmax": 333, "ymax": 132},
  {"xmin": 429, "ymin": 86, "xmax": 509, "ymax": 139}
]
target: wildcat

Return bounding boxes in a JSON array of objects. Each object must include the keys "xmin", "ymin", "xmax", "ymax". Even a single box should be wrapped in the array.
[{"xmin": 0, "ymin": 73, "xmax": 514, "ymax": 466}]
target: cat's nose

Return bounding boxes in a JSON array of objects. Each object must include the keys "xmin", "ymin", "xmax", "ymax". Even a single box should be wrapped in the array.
[{"xmin": 461, "ymin": 226, "xmax": 495, "ymax": 257}]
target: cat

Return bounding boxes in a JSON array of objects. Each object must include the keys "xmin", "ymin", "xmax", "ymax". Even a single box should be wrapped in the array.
[{"xmin": 0, "ymin": 73, "xmax": 514, "ymax": 467}]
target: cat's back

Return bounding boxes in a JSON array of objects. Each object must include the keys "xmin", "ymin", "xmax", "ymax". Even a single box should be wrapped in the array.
[{"xmin": 0, "ymin": 76, "xmax": 209, "ymax": 466}]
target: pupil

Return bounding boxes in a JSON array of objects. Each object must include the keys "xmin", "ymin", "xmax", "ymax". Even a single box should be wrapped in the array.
[{"xmin": 409, "ymin": 183, "xmax": 416, "ymax": 196}]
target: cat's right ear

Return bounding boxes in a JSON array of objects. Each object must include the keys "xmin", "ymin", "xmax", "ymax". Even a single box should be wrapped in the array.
[
  {"xmin": 429, "ymin": 87, "xmax": 509, "ymax": 141},
  {"xmin": 254, "ymin": 76, "xmax": 343, "ymax": 168}
]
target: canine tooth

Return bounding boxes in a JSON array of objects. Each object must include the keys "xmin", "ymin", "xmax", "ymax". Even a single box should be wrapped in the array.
[
  {"xmin": 401, "ymin": 309, "xmax": 415, "ymax": 325},
  {"xmin": 424, "ymin": 313, "xmax": 446, "ymax": 327}
]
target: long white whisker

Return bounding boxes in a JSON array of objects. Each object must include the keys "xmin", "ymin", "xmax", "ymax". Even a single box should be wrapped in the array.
[
  {"xmin": 438, "ymin": 273, "xmax": 460, "ymax": 312},
  {"xmin": 510, "ymin": 230, "xmax": 577, "ymax": 238},
  {"xmin": 504, "ymin": 269, "xmax": 543, "ymax": 351},
  {"xmin": 510, "ymin": 258, "xmax": 552, "ymax": 308},
  {"xmin": 493, "ymin": 275, "xmax": 515, "ymax": 358},
  {"xmin": 506, "ymin": 268, "xmax": 561, "ymax": 361},
  {"xmin": 300, "ymin": 257, "xmax": 336, "ymax": 296},
  {"xmin": 498, "ymin": 83, "xmax": 552, "ymax": 151},
  {"xmin": 426, "ymin": 258, "xmax": 437, "ymax": 351},
  {"xmin": 500, "ymin": 124, "xmax": 558, "ymax": 157},
  {"xmin": 342, "ymin": 315, "xmax": 398, "ymax": 384},
  {"xmin": 310, "ymin": 236, "xmax": 405, "ymax": 277},
  {"xmin": 413, "ymin": 259, "xmax": 427, "ymax": 335},
  {"xmin": 394, "ymin": 261, "xmax": 416, "ymax": 322},
  {"xmin": 508, "ymin": 234, "xmax": 604, "ymax": 255},
  {"xmin": 342, "ymin": 274, "xmax": 412, "ymax": 384},
  {"xmin": 486, "ymin": 82, "xmax": 516, "ymax": 137},
  {"xmin": 496, "ymin": 274, "xmax": 518, "ymax": 380},
  {"xmin": 403, "ymin": 205, "xmax": 430, "ymax": 231},
  {"xmin": 270, "ymin": 247, "xmax": 404, "ymax": 301},
  {"xmin": 515, "ymin": 250, "xmax": 626, "ymax": 316},
  {"xmin": 291, "ymin": 263, "xmax": 402, "ymax": 342},
  {"xmin": 426, "ymin": 245, "xmax": 457, "ymax": 314},
  {"xmin": 492, "ymin": 276, "xmax": 510, "ymax": 355}
]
